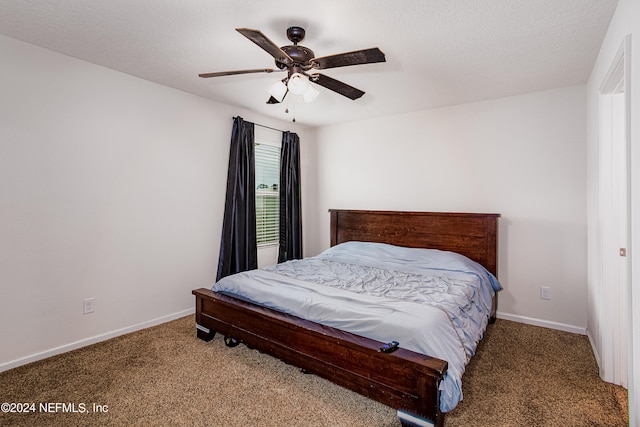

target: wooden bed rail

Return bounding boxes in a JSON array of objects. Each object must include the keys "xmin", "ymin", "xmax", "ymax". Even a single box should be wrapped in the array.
[{"xmin": 193, "ymin": 288, "xmax": 447, "ymax": 426}]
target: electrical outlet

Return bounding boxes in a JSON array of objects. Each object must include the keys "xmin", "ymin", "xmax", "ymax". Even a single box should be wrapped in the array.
[
  {"xmin": 83, "ymin": 297, "xmax": 95, "ymax": 314},
  {"xmin": 540, "ymin": 286, "xmax": 552, "ymax": 300}
]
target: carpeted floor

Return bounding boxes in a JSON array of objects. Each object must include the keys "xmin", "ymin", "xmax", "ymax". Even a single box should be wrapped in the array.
[{"xmin": 0, "ymin": 316, "xmax": 628, "ymax": 426}]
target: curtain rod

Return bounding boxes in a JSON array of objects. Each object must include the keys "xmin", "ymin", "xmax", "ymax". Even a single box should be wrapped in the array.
[{"xmin": 233, "ymin": 116, "xmax": 287, "ymax": 133}]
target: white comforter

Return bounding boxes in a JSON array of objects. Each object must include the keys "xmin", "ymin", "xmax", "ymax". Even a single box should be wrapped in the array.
[{"xmin": 212, "ymin": 241, "xmax": 502, "ymax": 412}]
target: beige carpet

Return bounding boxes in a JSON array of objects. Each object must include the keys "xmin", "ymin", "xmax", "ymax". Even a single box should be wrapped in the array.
[{"xmin": 0, "ymin": 316, "xmax": 628, "ymax": 426}]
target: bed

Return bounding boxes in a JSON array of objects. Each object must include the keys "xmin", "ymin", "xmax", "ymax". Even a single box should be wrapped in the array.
[{"xmin": 192, "ymin": 209, "xmax": 500, "ymax": 427}]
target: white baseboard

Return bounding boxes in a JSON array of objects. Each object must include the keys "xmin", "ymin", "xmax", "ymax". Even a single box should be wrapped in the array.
[
  {"xmin": 2, "ymin": 309, "xmax": 585, "ymax": 373},
  {"xmin": 0, "ymin": 308, "xmax": 194, "ymax": 373},
  {"xmin": 496, "ymin": 312, "xmax": 586, "ymax": 335},
  {"xmin": 585, "ymin": 328, "xmax": 603, "ymax": 377}
]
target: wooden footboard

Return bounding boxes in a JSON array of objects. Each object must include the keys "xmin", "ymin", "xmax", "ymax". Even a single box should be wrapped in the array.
[{"xmin": 193, "ymin": 288, "xmax": 448, "ymax": 426}]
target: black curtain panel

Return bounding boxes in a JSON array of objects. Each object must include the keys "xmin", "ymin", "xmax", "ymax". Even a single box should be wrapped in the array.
[
  {"xmin": 278, "ymin": 131, "xmax": 303, "ymax": 263},
  {"xmin": 216, "ymin": 117, "xmax": 257, "ymax": 281}
]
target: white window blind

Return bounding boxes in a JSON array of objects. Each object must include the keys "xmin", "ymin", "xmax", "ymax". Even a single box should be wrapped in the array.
[{"xmin": 255, "ymin": 141, "xmax": 280, "ymax": 246}]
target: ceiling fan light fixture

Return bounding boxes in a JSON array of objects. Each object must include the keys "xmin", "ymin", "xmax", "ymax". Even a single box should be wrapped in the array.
[
  {"xmin": 302, "ymin": 84, "xmax": 320, "ymax": 103},
  {"xmin": 287, "ymin": 73, "xmax": 308, "ymax": 96},
  {"xmin": 269, "ymin": 80, "xmax": 288, "ymax": 102}
]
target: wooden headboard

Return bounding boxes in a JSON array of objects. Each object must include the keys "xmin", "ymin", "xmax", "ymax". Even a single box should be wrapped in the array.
[{"xmin": 329, "ymin": 209, "xmax": 500, "ymax": 276}]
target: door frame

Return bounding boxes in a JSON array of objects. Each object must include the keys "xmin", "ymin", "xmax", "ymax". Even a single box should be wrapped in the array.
[{"xmin": 598, "ymin": 34, "xmax": 631, "ymax": 389}]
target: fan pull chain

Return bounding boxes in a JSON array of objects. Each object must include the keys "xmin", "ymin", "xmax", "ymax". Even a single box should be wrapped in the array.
[
  {"xmin": 283, "ymin": 97, "xmax": 296, "ymax": 122},
  {"xmin": 291, "ymin": 98, "xmax": 296, "ymax": 122}
]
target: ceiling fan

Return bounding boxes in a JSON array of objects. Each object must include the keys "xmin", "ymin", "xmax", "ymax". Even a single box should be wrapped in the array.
[{"xmin": 199, "ymin": 26, "xmax": 385, "ymax": 103}]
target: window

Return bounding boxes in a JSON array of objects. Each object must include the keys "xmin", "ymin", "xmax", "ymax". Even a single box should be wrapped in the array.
[{"xmin": 255, "ymin": 139, "xmax": 280, "ymax": 246}]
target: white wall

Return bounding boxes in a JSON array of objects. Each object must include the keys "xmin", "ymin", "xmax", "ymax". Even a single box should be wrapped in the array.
[
  {"xmin": 0, "ymin": 34, "xmax": 306, "ymax": 370},
  {"xmin": 304, "ymin": 86, "xmax": 588, "ymax": 331},
  {"xmin": 586, "ymin": 0, "xmax": 640, "ymax": 424}
]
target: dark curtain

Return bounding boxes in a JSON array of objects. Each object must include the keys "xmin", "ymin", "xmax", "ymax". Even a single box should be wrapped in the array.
[
  {"xmin": 278, "ymin": 131, "xmax": 303, "ymax": 263},
  {"xmin": 216, "ymin": 117, "xmax": 257, "ymax": 281}
]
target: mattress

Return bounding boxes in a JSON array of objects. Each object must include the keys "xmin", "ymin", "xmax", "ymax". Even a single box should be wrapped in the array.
[{"xmin": 212, "ymin": 241, "xmax": 502, "ymax": 412}]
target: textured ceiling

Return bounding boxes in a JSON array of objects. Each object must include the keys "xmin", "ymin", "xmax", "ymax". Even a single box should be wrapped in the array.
[{"xmin": 0, "ymin": 0, "xmax": 617, "ymax": 127}]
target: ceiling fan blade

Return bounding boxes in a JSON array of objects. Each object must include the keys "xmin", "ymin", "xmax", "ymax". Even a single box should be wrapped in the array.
[
  {"xmin": 311, "ymin": 47, "xmax": 385, "ymax": 70},
  {"xmin": 199, "ymin": 68, "xmax": 277, "ymax": 78},
  {"xmin": 236, "ymin": 28, "xmax": 293, "ymax": 65},
  {"xmin": 267, "ymin": 89, "xmax": 289, "ymax": 104},
  {"xmin": 310, "ymin": 74, "xmax": 365, "ymax": 100}
]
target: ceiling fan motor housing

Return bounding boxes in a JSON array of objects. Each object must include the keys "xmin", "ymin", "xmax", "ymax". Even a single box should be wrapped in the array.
[
  {"xmin": 277, "ymin": 45, "xmax": 315, "ymax": 69},
  {"xmin": 273, "ymin": 26, "xmax": 314, "ymax": 70}
]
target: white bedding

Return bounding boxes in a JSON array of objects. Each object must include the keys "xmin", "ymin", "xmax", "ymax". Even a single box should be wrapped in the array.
[{"xmin": 212, "ymin": 241, "xmax": 502, "ymax": 412}]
